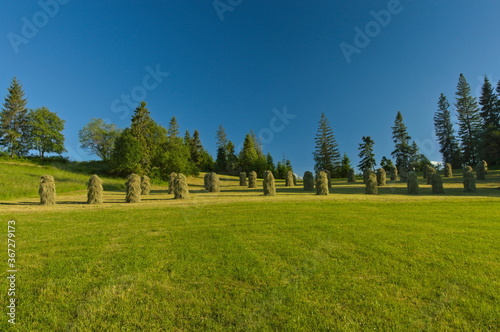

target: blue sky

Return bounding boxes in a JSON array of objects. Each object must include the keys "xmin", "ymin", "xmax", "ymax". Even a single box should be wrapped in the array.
[{"xmin": 1, "ymin": 1, "xmax": 499, "ymax": 174}]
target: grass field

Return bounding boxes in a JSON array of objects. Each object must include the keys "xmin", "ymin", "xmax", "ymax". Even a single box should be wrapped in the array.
[{"xmin": 1, "ymin": 161, "xmax": 499, "ymax": 331}]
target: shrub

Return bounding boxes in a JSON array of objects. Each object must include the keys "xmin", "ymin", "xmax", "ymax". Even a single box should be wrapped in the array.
[
  {"xmin": 263, "ymin": 170, "xmax": 276, "ymax": 196},
  {"xmin": 365, "ymin": 170, "xmax": 377, "ymax": 194},
  {"xmin": 407, "ymin": 171, "xmax": 419, "ymax": 194},
  {"xmin": 174, "ymin": 173, "xmax": 189, "ymax": 199},
  {"xmin": 285, "ymin": 171, "xmax": 294, "ymax": 187},
  {"xmin": 476, "ymin": 160, "xmax": 487, "ymax": 180},
  {"xmin": 141, "ymin": 175, "xmax": 151, "ymax": 195},
  {"xmin": 431, "ymin": 173, "xmax": 444, "ymax": 194},
  {"xmin": 126, "ymin": 173, "xmax": 141, "ymax": 203},
  {"xmin": 168, "ymin": 172, "xmax": 177, "ymax": 194},
  {"xmin": 463, "ymin": 171, "xmax": 476, "ymax": 193},
  {"xmin": 39, "ymin": 174, "xmax": 56, "ymax": 205},
  {"xmin": 239, "ymin": 172, "xmax": 247, "ymax": 186},
  {"xmin": 444, "ymin": 163, "xmax": 453, "ymax": 177},
  {"xmin": 248, "ymin": 171, "xmax": 257, "ymax": 188},
  {"xmin": 389, "ymin": 165, "xmax": 398, "ymax": 181},
  {"xmin": 207, "ymin": 172, "xmax": 220, "ymax": 193},
  {"xmin": 303, "ymin": 171, "xmax": 315, "ymax": 190},
  {"xmin": 376, "ymin": 168, "xmax": 386, "ymax": 186},
  {"xmin": 87, "ymin": 174, "xmax": 103, "ymax": 204},
  {"xmin": 316, "ymin": 171, "xmax": 329, "ymax": 195},
  {"xmin": 347, "ymin": 168, "xmax": 356, "ymax": 183},
  {"xmin": 426, "ymin": 167, "xmax": 436, "ymax": 185}
]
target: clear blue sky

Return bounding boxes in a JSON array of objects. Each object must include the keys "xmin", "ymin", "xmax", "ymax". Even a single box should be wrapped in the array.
[{"xmin": 1, "ymin": 1, "xmax": 499, "ymax": 174}]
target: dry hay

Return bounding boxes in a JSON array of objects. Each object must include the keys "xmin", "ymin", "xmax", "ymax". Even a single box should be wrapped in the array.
[
  {"xmin": 444, "ymin": 163, "xmax": 453, "ymax": 177},
  {"xmin": 463, "ymin": 171, "xmax": 476, "ymax": 193},
  {"xmin": 376, "ymin": 168, "xmax": 386, "ymax": 186},
  {"xmin": 263, "ymin": 170, "xmax": 276, "ymax": 196},
  {"xmin": 325, "ymin": 170, "xmax": 332, "ymax": 188},
  {"xmin": 174, "ymin": 173, "xmax": 190, "ymax": 199},
  {"xmin": 475, "ymin": 160, "xmax": 487, "ymax": 180},
  {"xmin": 431, "ymin": 173, "xmax": 445, "ymax": 194},
  {"xmin": 39, "ymin": 174, "xmax": 56, "ymax": 205},
  {"xmin": 389, "ymin": 165, "xmax": 398, "ymax": 181},
  {"xmin": 363, "ymin": 168, "xmax": 370, "ymax": 184},
  {"xmin": 168, "ymin": 172, "xmax": 177, "ymax": 194},
  {"xmin": 203, "ymin": 173, "xmax": 210, "ymax": 190},
  {"xmin": 365, "ymin": 170, "xmax": 378, "ymax": 194},
  {"xmin": 406, "ymin": 171, "xmax": 419, "ymax": 195},
  {"xmin": 248, "ymin": 171, "xmax": 257, "ymax": 188},
  {"xmin": 141, "ymin": 175, "xmax": 151, "ymax": 195},
  {"xmin": 347, "ymin": 168, "xmax": 356, "ymax": 183},
  {"xmin": 239, "ymin": 172, "xmax": 247, "ymax": 186},
  {"xmin": 316, "ymin": 171, "xmax": 329, "ymax": 195},
  {"xmin": 426, "ymin": 167, "xmax": 436, "ymax": 185},
  {"xmin": 285, "ymin": 171, "xmax": 294, "ymax": 186},
  {"xmin": 303, "ymin": 171, "xmax": 315, "ymax": 190},
  {"xmin": 126, "ymin": 173, "xmax": 141, "ymax": 203},
  {"xmin": 463, "ymin": 165, "xmax": 473, "ymax": 176},
  {"xmin": 87, "ymin": 174, "xmax": 103, "ymax": 204},
  {"xmin": 207, "ymin": 172, "xmax": 220, "ymax": 193}
]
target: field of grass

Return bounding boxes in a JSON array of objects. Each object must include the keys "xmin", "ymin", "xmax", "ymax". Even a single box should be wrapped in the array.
[{"xmin": 0, "ymin": 162, "xmax": 499, "ymax": 330}]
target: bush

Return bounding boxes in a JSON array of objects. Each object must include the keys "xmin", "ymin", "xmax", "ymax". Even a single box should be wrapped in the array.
[
  {"xmin": 285, "ymin": 171, "xmax": 294, "ymax": 187},
  {"xmin": 174, "ymin": 173, "xmax": 189, "ymax": 199},
  {"xmin": 39, "ymin": 174, "xmax": 56, "ymax": 205},
  {"xmin": 248, "ymin": 171, "xmax": 257, "ymax": 188},
  {"xmin": 263, "ymin": 170, "xmax": 276, "ymax": 196},
  {"xmin": 239, "ymin": 172, "xmax": 247, "ymax": 186},
  {"xmin": 316, "ymin": 171, "xmax": 329, "ymax": 195},
  {"xmin": 407, "ymin": 171, "xmax": 419, "ymax": 195},
  {"xmin": 126, "ymin": 174, "xmax": 141, "ymax": 203},
  {"xmin": 431, "ymin": 173, "xmax": 444, "ymax": 194},
  {"xmin": 303, "ymin": 171, "xmax": 315, "ymax": 191},
  {"xmin": 444, "ymin": 163, "xmax": 453, "ymax": 177},
  {"xmin": 376, "ymin": 168, "xmax": 386, "ymax": 186},
  {"xmin": 87, "ymin": 174, "xmax": 103, "ymax": 204},
  {"xmin": 207, "ymin": 172, "xmax": 220, "ymax": 193},
  {"xmin": 141, "ymin": 175, "xmax": 151, "ymax": 195},
  {"xmin": 463, "ymin": 171, "xmax": 476, "ymax": 193},
  {"xmin": 365, "ymin": 170, "xmax": 377, "ymax": 194}
]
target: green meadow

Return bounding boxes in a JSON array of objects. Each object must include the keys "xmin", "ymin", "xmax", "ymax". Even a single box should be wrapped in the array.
[{"xmin": 1, "ymin": 161, "xmax": 499, "ymax": 331}]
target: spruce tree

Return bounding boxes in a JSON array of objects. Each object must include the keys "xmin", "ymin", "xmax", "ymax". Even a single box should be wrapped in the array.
[
  {"xmin": 168, "ymin": 116, "xmax": 180, "ymax": 140},
  {"xmin": 313, "ymin": 113, "xmax": 340, "ymax": 176},
  {"xmin": 478, "ymin": 77, "xmax": 500, "ymax": 164},
  {"xmin": 239, "ymin": 133, "xmax": 259, "ymax": 173},
  {"xmin": 339, "ymin": 153, "xmax": 352, "ymax": 178},
  {"xmin": 434, "ymin": 93, "xmax": 461, "ymax": 168},
  {"xmin": 391, "ymin": 111, "xmax": 413, "ymax": 170},
  {"xmin": 455, "ymin": 74, "xmax": 481, "ymax": 165},
  {"xmin": 357, "ymin": 136, "xmax": 376, "ymax": 172},
  {"xmin": 225, "ymin": 141, "xmax": 238, "ymax": 175},
  {"xmin": 0, "ymin": 78, "xmax": 29, "ymax": 157}
]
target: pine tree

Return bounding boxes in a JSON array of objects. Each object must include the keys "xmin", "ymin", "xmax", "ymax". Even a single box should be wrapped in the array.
[
  {"xmin": 338, "ymin": 153, "xmax": 352, "ymax": 178},
  {"xmin": 380, "ymin": 156, "xmax": 394, "ymax": 173},
  {"xmin": 266, "ymin": 152, "xmax": 276, "ymax": 174},
  {"xmin": 168, "ymin": 116, "xmax": 180, "ymax": 140},
  {"xmin": 238, "ymin": 133, "xmax": 259, "ymax": 173},
  {"xmin": 26, "ymin": 107, "xmax": 66, "ymax": 158},
  {"xmin": 215, "ymin": 125, "xmax": 228, "ymax": 152},
  {"xmin": 434, "ymin": 93, "xmax": 461, "ymax": 168},
  {"xmin": 215, "ymin": 147, "xmax": 227, "ymax": 173},
  {"xmin": 455, "ymin": 74, "xmax": 481, "ymax": 165},
  {"xmin": 0, "ymin": 78, "xmax": 29, "ymax": 157},
  {"xmin": 478, "ymin": 77, "xmax": 500, "ymax": 165},
  {"xmin": 391, "ymin": 111, "xmax": 413, "ymax": 170},
  {"xmin": 313, "ymin": 113, "xmax": 340, "ymax": 176},
  {"xmin": 225, "ymin": 141, "xmax": 238, "ymax": 175},
  {"xmin": 357, "ymin": 136, "xmax": 376, "ymax": 171}
]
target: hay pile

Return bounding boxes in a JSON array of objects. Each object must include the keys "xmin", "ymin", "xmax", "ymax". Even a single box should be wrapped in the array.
[
  {"xmin": 407, "ymin": 171, "xmax": 419, "ymax": 195},
  {"xmin": 39, "ymin": 174, "xmax": 56, "ymax": 205},
  {"xmin": 248, "ymin": 171, "xmax": 257, "ymax": 188},
  {"xmin": 444, "ymin": 163, "xmax": 453, "ymax": 177},
  {"xmin": 87, "ymin": 174, "xmax": 103, "ymax": 204},
  {"xmin": 376, "ymin": 168, "xmax": 386, "ymax": 186},
  {"xmin": 174, "ymin": 173, "xmax": 189, "ymax": 199},
  {"xmin": 476, "ymin": 160, "xmax": 487, "ymax": 180},
  {"xmin": 303, "ymin": 171, "xmax": 315, "ymax": 191},
  {"xmin": 463, "ymin": 165, "xmax": 472, "ymax": 176},
  {"xmin": 126, "ymin": 173, "xmax": 141, "ymax": 203},
  {"xmin": 365, "ymin": 170, "xmax": 378, "ymax": 194},
  {"xmin": 389, "ymin": 165, "xmax": 398, "ymax": 181},
  {"xmin": 431, "ymin": 173, "xmax": 445, "ymax": 194},
  {"xmin": 141, "ymin": 175, "xmax": 151, "ymax": 195},
  {"xmin": 426, "ymin": 167, "xmax": 436, "ymax": 185},
  {"xmin": 325, "ymin": 170, "xmax": 332, "ymax": 189},
  {"xmin": 363, "ymin": 168, "xmax": 370, "ymax": 184},
  {"xmin": 239, "ymin": 172, "xmax": 247, "ymax": 186},
  {"xmin": 347, "ymin": 168, "xmax": 356, "ymax": 183},
  {"xmin": 316, "ymin": 171, "xmax": 329, "ymax": 195},
  {"xmin": 168, "ymin": 172, "xmax": 177, "ymax": 194},
  {"xmin": 207, "ymin": 172, "xmax": 220, "ymax": 193},
  {"xmin": 203, "ymin": 173, "xmax": 210, "ymax": 190},
  {"xmin": 463, "ymin": 171, "xmax": 476, "ymax": 193},
  {"xmin": 285, "ymin": 171, "xmax": 294, "ymax": 187},
  {"xmin": 263, "ymin": 170, "xmax": 276, "ymax": 196}
]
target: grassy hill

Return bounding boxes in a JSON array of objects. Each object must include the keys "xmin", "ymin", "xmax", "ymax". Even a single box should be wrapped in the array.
[{"xmin": 0, "ymin": 161, "xmax": 499, "ymax": 330}]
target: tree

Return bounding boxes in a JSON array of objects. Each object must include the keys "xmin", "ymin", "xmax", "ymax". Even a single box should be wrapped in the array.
[
  {"xmin": 434, "ymin": 93, "xmax": 461, "ymax": 168},
  {"xmin": 225, "ymin": 141, "xmax": 238, "ymax": 175},
  {"xmin": 455, "ymin": 74, "xmax": 481, "ymax": 165},
  {"xmin": 313, "ymin": 113, "xmax": 340, "ymax": 176},
  {"xmin": 357, "ymin": 136, "xmax": 376, "ymax": 171},
  {"xmin": 478, "ymin": 77, "xmax": 500, "ymax": 164},
  {"xmin": 111, "ymin": 128, "xmax": 142, "ymax": 176},
  {"xmin": 238, "ymin": 133, "xmax": 259, "ymax": 173},
  {"xmin": 79, "ymin": 118, "xmax": 121, "ymax": 161},
  {"xmin": 168, "ymin": 116, "xmax": 180, "ymax": 140},
  {"xmin": 0, "ymin": 78, "xmax": 29, "ymax": 157},
  {"xmin": 266, "ymin": 152, "xmax": 276, "ymax": 174},
  {"xmin": 215, "ymin": 125, "xmax": 229, "ymax": 152},
  {"xmin": 27, "ymin": 107, "xmax": 65, "ymax": 158},
  {"xmin": 380, "ymin": 156, "xmax": 394, "ymax": 173},
  {"xmin": 215, "ymin": 146, "xmax": 227, "ymax": 173},
  {"xmin": 338, "ymin": 153, "xmax": 352, "ymax": 178},
  {"xmin": 186, "ymin": 129, "xmax": 213, "ymax": 171},
  {"xmin": 391, "ymin": 111, "xmax": 413, "ymax": 170}
]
